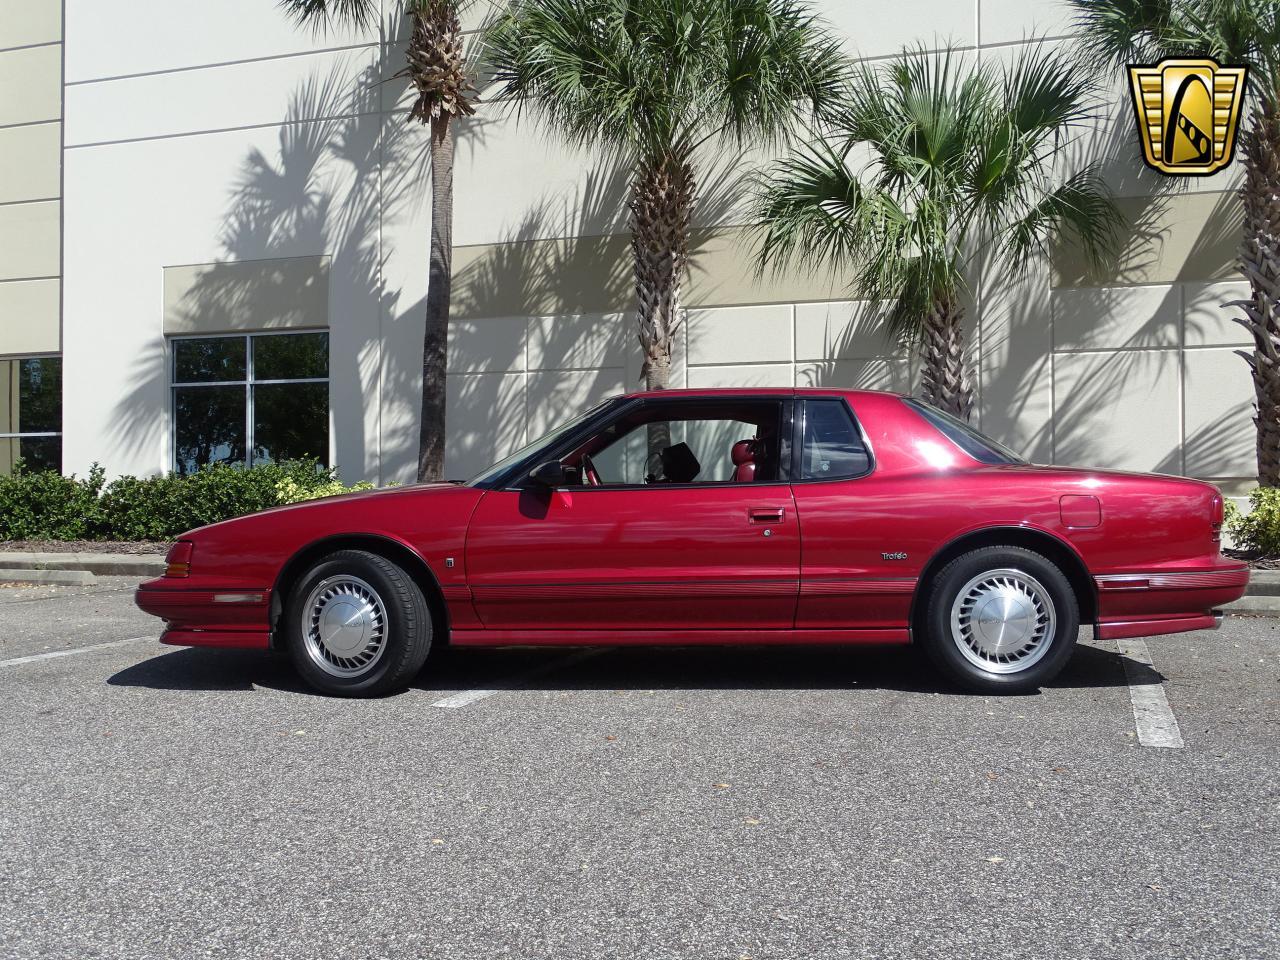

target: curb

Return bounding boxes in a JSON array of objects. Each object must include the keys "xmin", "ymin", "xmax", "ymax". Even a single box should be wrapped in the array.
[
  {"xmin": 0, "ymin": 554, "xmax": 164, "ymax": 577},
  {"xmin": 0, "ymin": 568, "xmax": 97, "ymax": 587}
]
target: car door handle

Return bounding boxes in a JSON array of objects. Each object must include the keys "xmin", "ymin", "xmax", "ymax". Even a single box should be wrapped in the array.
[{"xmin": 748, "ymin": 507, "xmax": 785, "ymax": 524}]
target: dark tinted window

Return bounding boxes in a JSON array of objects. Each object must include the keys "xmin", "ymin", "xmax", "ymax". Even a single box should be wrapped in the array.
[
  {"xmin": 253, "ymin": 332, "xmax": 328, "ymax": 380},
  {"xmin": 1, "ymin": 357, "xmax": 62, "ymax": 475},
  {"xmin": 800, "ymin": 399, "xmax": 870, "ymax": 479},
  {"xmin": 904, "ymin": 399, "xmax": 1025, "ymax": 465},
  {"xmin": 174, "ymin": 337, "xmax": 246, "ymax": 383}
]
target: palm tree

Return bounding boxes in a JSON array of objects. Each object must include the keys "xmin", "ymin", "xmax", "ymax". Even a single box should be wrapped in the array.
[
  {"xmin": 1069, "ymin": 0, "xmax": 1280, "ymax": 485},
  {"xmin": 279, "ymin": 0, "xmax": 478, "ymax": 482},
  {"xmin": 484, "ymin": 0, "xmax": 847, "ymax": 400},
  {"xmin": 755, "ymin": 46, "xmax": 1122, "ymax": 421}
]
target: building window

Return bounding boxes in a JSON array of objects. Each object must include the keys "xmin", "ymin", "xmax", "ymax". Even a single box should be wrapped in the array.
[
  {"xmin": 0, "ymin": 356, "xmax": 62, "ymax": 475},
  {"xmin": 171, "ymin": 332, "xmax": 329, "ymax": 474}
]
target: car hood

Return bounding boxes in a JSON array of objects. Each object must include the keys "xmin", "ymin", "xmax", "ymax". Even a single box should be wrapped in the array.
[{"xmin": 177, "ymin": 481, "xmax": 466, "ymax": 539}]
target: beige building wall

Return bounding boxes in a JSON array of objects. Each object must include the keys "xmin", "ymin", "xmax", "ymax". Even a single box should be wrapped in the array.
[
  {"xmin": 31, "ymin": 0, "xmax": 1256, "ymax": 497},
  {"xmin": 0, "ymin": 0, "xmax": 62, "ymax": 359}
]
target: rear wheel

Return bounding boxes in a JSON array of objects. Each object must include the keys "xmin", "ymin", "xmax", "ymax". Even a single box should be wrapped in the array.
[
  {"xmin": 922, "ymin": 546, "xmax": 1079, "ymax": 694},
  {"xmin": 285, "ymin": 549, "xmax": 432, "ymax": 697}
]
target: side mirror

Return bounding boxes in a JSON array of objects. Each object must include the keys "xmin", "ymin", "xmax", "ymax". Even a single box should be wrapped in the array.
[{"xmin": 528, "ymin": 460, "xmax": 572, "ymax": 487}]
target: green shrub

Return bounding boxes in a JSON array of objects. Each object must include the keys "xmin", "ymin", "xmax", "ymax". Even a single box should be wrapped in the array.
[
  {"xmin": 0, "ymin": 460, "xmax": 380, "ymax": 543},
  {"xmin": 0, "ymin": 462, "xmax": 106, "ymax": 540},
  {"xmin": 1224, "ymin": 487, "xmax": 1280, "ymax": 556}
]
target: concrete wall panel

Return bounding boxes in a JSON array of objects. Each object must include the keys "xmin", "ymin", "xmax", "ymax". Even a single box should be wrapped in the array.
[
  {"xmin": 1052, "ymin": 285, "xmax": 1179, "ymax": 352},
  {"xmin": 0, "ymin": 122, "xmax": 60, "ymax": 203},
  {"xmin": 687, "ymin": 304, "xmax": 791, "ymax": 366},
  {"xmin": 0, "ymin": 0, "xmax": 61, "ymax": 50},
  {"xmin": 162, "ymin": 256, "xmax": 330, "ymax": 334},
  {"xmin": 1053, "ymin": 349, "xmax": 1181, "ymax": 472},
  {"xmin": 0, "ymin": 278, "xmax": 59, "ymax": 355},
  {"xmin": 64, "ymin": 0, "xmax": 373, "ymax": 84},
  {"xmin": 1183, "ymin": 348, "xmax": 1255, "ymax": 479},
  {"xmin": 0, "ymin": 43, "xmax": 61, "ymax": 126},
  {"xmin": 0, "ymin": 200, "xmax": 58, "ymax": 281},
  {"xmin": 65, "ymin": 48, "xmax": 377, "ymax": 146}
]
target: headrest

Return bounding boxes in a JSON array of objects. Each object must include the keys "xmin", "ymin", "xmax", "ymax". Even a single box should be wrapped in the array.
[
  {"xmin": 660, "ymin": 442, "xmax": 701, "ymax": 483},
  {"xmin": 731, "ymin": 439, "xmax": 756, "ymax": 465}
]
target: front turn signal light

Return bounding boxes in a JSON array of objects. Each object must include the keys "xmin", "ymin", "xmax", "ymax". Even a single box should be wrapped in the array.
[{"xmin": 165, "ymin": 541, "xmax": 194, "ymax": 578}]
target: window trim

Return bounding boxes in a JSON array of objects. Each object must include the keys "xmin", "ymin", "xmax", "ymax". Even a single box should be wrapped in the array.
[
  {"xmin": 497, "ymin": 395, "xmax": 793, "ymax": 492},
  {"xmin": 790, "ymin": 396, "xmax": 876, "ymax": 484},
  {"xmin": 0, "ymin": 354, "xmax": 63, "ymax": 472},
  {"xmin": 169, "ymin": 330, "xmax": 330, "ymax": 473}
]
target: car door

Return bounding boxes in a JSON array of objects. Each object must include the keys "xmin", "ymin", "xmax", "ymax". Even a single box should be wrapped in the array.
[
  {"xmin": 789, "ymin": 395, "xmax": 915, "ymax": 634},
  {"xmin": 464, "ymin": 397, "xmax": 799, "ymax": 633}
]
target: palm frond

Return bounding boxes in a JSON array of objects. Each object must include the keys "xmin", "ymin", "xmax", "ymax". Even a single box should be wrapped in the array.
[
  {"xmin": 277, "ymin": 0, "xmax": 379, "ymax": 32},
  {"xmin": 1002, "ymin": 165, "xmax": 1124, "ymax": 273}
]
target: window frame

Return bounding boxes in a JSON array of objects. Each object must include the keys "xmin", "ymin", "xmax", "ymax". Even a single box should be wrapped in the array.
[
  {"xmin": 494, "ymin": 395, "xmax": 795, "ymax": 492},
  {"xmin": 169, "ymin": 330, "xmax": 330, "ymax": 473},
  {"xmin": 0, "ymin": 354, "xmax": 63, "ymax": 473},
  {"xmin": 790, "ymin": 396, "xmax": 876, "ymax": 483}
]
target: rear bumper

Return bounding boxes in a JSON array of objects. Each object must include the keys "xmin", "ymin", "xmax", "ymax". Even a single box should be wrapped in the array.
[
  {"xmin": 1094, "ymin": 563, "xmax": 1247, "ymax": 640},
  {"xmin": 135, "ymin": 579, "xmax": 273, "ymax": 650}
]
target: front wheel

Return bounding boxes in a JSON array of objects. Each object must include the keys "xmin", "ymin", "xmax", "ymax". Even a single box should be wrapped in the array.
[
  {"xmin": 922, "ymin": 546, "xmax": 1079, "ymax": 694},
  {"xmin": 285, "ymin": 549, "xmax": 432, "ymax": 697}
]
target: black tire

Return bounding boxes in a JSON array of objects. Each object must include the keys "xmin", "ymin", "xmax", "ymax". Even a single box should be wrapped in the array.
[
  {"xmin": 284, "ymin": 549, "xmax": 432, "ymax": 697},
  {"xmin": 921, "ymin": 545, "xmax": 1079, "ymax": 694}
]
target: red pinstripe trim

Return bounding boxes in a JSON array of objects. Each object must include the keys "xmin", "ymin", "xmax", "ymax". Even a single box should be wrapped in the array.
[
  {"xmin": 1096, "ymin": 568, "xmax": 1250, "ymax": 591},
  {"xmin": 800, "ymin": 578, "xmax": 917, "ymax": 597},
  {"xmin": 470, "ymin": 579, "xmax": 799, "ymax": 602},
  {"xmin": 440, "ymin": 585, "xmax": 472, "ymax": 602}
]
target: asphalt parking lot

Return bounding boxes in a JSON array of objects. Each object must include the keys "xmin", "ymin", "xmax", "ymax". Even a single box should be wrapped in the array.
[{"xmin": 1, "ymin": 578, "xmax": 1277, "ymax": 960}]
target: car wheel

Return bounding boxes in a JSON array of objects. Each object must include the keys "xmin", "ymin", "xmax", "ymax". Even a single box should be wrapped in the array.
[
  {"xmin": 285, "ymin": 549, "xmax": 432, "ymax": 697},
  {"xmin": 922, "ymin": 545, "xmax": 1079, "ymax": 694}
]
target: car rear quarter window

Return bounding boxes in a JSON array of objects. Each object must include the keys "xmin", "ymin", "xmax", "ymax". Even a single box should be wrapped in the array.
[
  {"xmin": 904, "ymin": 399, "xmax": 1026, "ymax": 465},
  {"xmin": 800, "ymin": 399, "xmax": 871, "ymax": 480}
]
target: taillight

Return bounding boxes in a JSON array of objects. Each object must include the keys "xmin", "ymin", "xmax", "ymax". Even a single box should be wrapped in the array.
[
  {"xmin": 1210, "ymin": 495, "xmax": 1224, "ymax": 544},
  {"xmin": 165, "ymin": 541, "xmax": 193, "ymax": 578}
]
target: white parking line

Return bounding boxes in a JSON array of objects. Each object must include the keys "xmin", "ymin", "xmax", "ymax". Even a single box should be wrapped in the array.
[
  {"xmin": 432, "ymin": 648, "xmax": 604, "ymax": 709},
  {"xmin": 1117, "ymin": 637, "xmax": 1185, "ymax": 749},
  {"xmin": 0, "ymin": 635, "xmax": 158, "ymax": 667}
]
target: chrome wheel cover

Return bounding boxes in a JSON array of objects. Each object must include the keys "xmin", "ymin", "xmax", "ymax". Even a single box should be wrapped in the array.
[
  {"xmin": 301, "ymin": 575, "xmax": 388, "ymax": 678},
  {"xmin": 949, "ymin": 568, "xmax": 1056, "ymax": 675}
]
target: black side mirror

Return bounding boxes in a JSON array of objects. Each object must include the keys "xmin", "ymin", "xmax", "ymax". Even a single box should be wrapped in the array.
[{"xmin": 528, "ymin": 460, "xmax": 572, "ymax": 487}]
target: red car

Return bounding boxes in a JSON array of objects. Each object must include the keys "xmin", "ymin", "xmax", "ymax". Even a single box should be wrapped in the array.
[{"xmin": 136, "ymin": 388, "xmax": 1248, "ymax": 697}]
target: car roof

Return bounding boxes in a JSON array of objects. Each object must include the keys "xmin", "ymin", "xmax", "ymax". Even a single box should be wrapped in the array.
[{"xmin": 619, "ymin": 387, "xmax": 903, "ymax": 401}]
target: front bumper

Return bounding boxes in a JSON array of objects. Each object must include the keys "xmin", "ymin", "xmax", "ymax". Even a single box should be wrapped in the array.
[{"xmin": 135, "ymin": 580, "xmax": 273, "ymax": 650}]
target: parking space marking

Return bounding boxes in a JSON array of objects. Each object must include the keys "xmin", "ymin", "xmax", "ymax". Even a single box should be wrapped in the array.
[
  {"xmin": 432, "ymin": 649, "xmax": 604, "ymax": 709},
  {"xmin": 0, "ymin": 635, "xmax": 158, "ymax": 667},
  {"xmin": 1117, "ymin": 637, "xmax": 1185, "ymax": 749}
]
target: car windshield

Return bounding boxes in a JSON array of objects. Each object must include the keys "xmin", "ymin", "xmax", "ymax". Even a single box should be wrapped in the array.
[
  {"xmin": 465, "ymin": 397, "xmax": 623, "ymax": 486},
  {"xmin": 903, "ymin": 398, "xmax": 1027, "ymax": 465}
]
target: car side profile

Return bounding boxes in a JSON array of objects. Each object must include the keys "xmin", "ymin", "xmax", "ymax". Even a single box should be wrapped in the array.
[{"xmin": 135, "ymin": 388, "xmax": 1249, "ymax": 696}]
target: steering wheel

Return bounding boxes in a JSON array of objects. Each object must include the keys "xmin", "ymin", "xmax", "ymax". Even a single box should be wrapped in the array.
[{"xmin": 580, "ymin": 453, "xmax": 602, "ymax": 487}]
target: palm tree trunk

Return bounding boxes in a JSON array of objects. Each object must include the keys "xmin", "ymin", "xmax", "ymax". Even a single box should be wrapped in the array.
[
  {"xmin": 920, "ymin": 297, "xmax": 974, "ymax": 421},
  {"xmin": 630, "ymin": 154, "xmax": 695, "ymax": 469},
  {"xmin": 1235, "ymin": 100, "xmax": 1280, "ymax": 487},
  {"xmin": 418, "ymin": 113, "xmax": 454, "ymax": 482}
]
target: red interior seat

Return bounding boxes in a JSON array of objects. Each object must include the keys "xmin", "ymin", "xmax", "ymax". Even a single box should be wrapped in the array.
[{"xmin": 730, "ymin": 439, "xmax": 756, "ymax": 482}]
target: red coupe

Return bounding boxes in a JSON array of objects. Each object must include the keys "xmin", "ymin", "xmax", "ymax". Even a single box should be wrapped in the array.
[{"xmin": 136, "ymin": 388, "xmax": 1248, "ymax": 696}]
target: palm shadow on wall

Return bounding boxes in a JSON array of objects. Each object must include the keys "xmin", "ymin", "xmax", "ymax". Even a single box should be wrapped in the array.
[
  {"xmin": 104, "ymin": 36, "xmax": 495, "ymax": 484},
  {"xmin": 977, "ymin": 101, "xmax": 1245, "ymax": 474},
  {"xmin": 441, "ymin": 152, "xmax": 744, "ymax": 477}
]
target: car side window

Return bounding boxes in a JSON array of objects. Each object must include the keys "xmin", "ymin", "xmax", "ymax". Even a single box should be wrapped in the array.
[
  {"xmin": 569, "ymin": 400, "xmax": 785, "ymax": 485},
  {"xmin": 800, "ymin": 399, "xmax": 870, "ymax": 480}
]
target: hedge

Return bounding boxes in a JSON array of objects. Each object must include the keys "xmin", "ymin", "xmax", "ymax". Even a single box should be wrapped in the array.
[
  {"xmin": 1224, "ymin": 488, "xmax": 1280, "ymax": 557},
  {"xmin": 0, "ymin": 460, "xmax": 373, "ymax": 543}
]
